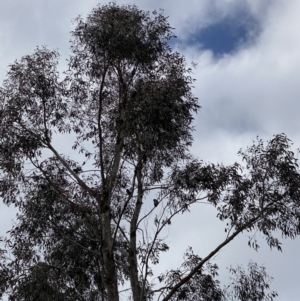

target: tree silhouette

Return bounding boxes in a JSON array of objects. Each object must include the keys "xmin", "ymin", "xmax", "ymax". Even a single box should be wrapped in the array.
[{"xmin": 0, "ymin": 3, "xmax": 299, "ymax": 301}]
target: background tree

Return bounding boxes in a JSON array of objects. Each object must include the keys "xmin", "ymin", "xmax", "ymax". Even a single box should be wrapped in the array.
[{"xmin": 0, "ymin": 2, "xmax": 299, "ymax": 301}]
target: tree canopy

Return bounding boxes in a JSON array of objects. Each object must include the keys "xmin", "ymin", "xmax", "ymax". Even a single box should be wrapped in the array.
[{"xmin": 0, "ymin": 2, "xmax": 299, "ymax": 301}]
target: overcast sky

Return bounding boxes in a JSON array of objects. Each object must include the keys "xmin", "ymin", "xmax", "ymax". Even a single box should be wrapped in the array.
[{"xmin": 1, "ymin": 0, "xmax": 300, "ymax": 300}]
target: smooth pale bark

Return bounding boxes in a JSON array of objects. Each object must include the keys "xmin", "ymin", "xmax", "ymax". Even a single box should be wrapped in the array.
[
  {"xmin": 99, "ymin": 93, "xmax": 126, "ymax": 301},
  {"xmin": 100, "ymin": 196, "xmax": 119, "ymax": 301},
  {"xmin": 129, "ymin": 162, "xmax": 144, "ymax": 301},
  {"xmin": 91, "ymin": 57, "xmax": 128, "ymax": 299}
]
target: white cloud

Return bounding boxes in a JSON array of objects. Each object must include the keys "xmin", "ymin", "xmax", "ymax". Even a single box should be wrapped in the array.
[
  {"xmin": 177, "ymin": 0, "xmax": 300, "ymax": 144},
  {"xmin": 176, "ymin": 2, "xmax": 300, "ymax": 298}
]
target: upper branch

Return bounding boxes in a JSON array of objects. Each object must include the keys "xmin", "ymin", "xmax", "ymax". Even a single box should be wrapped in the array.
[
  {"xmin": 46, "ymin": 143, "xmax": 92, "ymax": 194},
  {"xmin": 161, "ymin": 214, "xmax": 263, "ymax": 301},
  {"xmin": 98, "ymin": 66, "xmax": 108, "ymax": 184}
]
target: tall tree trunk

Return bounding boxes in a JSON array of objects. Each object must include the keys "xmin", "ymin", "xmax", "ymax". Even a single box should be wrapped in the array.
[
  {"xmin": 98, "ymin": 92, "xmax": 126, "ymax": 301},
  {"xmin": 100, "ymin": 194, "xmax": 120, "ymax": 301},
  {"xmin": 129, "ymin": 163, "xmax": 143, "ymax": 301}
]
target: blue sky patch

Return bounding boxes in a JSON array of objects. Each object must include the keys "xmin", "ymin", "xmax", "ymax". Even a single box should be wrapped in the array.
[{"xmin": 178, "ymin": 13, "xmax": 260, "ymax": 56}]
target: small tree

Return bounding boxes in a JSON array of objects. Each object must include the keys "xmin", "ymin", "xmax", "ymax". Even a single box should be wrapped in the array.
[{"xmin": 0, "ymin": 3, "xmax": 299, "ymax": 301}]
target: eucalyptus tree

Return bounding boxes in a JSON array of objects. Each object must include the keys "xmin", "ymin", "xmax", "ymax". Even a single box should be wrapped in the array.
[{"xmin": 0, "ymin": 3, "xmax": 299, "ymax": 301}]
